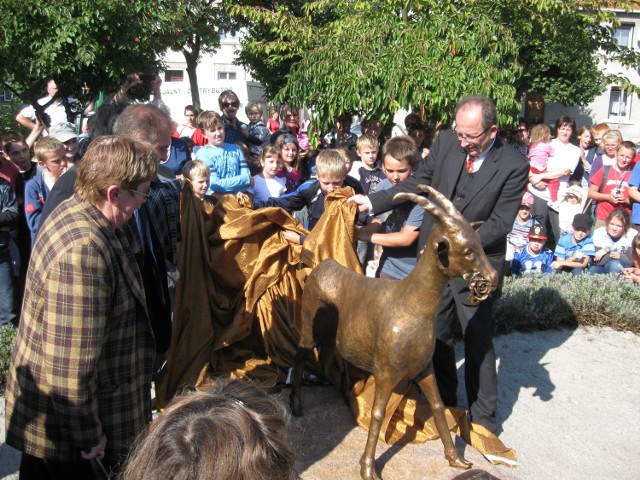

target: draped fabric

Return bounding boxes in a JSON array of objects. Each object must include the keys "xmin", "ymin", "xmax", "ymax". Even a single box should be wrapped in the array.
[{"xmin": 157, "ymin": 184, "xmax": 516, "ymax": 466}]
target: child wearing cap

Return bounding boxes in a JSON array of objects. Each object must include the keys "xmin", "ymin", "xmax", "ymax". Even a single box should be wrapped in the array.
[
  {"xmin": 557, "ymin": 183, "xmax": 587, "ymax": 237},
  {"xmin": 506, "ymin": 191, "xmax": 537, "ymax": 262},
  {"xmin": 511, "ymin": 223, "xmax": 554, "ymax": 276},
  {"xmin": 48, "ymin": 122, "xmax": 79, "ymax": 165},
  {"xmin": 551, "ymin": 213, "xmax": 595, "ymax": 274}
]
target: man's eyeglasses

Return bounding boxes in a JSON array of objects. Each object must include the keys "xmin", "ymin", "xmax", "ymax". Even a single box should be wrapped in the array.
[
  {"xmin": 129, "ymin": 189, "xmax": 150, "ymax": 200},
  {"xmin": 221, "ymin": 101, "xmax": 240, "ymax": 108},
  {"xmin": 454, "ymin": 127, "xmax": 489, "ymax": 142}
]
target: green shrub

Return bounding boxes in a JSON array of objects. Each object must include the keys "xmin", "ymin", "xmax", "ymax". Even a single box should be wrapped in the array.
[
  {"xmin": 0, "ymin": 325, "xmax": 17, "ymax": 394},
  {"xmin": 495, "ymin": 274, "xmax": 640, "ymax": 334}
]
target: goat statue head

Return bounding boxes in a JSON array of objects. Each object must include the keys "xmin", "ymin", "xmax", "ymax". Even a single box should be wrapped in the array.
[{"xmin": 394, "ymin": 185, "xmax": 498, "ymax": 304}]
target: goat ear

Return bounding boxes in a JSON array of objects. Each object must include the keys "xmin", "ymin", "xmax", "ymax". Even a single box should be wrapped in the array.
[
  {"xmin": 435, "ymin": 237, "xmax": 450, "ymax": 268},
  {"xmin": 470, "ymin": 221, "xmax": 484, "ymax": 232}
]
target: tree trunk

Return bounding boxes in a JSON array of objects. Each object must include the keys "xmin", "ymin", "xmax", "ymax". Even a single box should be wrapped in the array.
[
  {"xmin": 186, "ymin": 60, "xmax": 200, "ymax": 109},
  {"xmin": 524, "ymin": 92, "xmax": 545, "ymax": 126}
]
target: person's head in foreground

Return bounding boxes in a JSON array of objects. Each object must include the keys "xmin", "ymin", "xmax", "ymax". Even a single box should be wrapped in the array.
[{"xmin": 119, "ymin": 378, "xmax": 296, "ymax": 480}]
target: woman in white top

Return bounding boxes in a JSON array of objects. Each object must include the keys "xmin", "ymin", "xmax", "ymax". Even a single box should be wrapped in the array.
[
  {"xmin": 589, "ymin": 208, "xmax": 637, "ymax": 275},
  {"xmin": 528, "ymin": 115, "xmax": 580, "ymax": 241}
]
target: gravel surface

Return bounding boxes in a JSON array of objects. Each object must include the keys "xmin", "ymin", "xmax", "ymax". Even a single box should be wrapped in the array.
[{"xmin": 2, "ymin": 326, "xmax": 639, "ymax": 480}]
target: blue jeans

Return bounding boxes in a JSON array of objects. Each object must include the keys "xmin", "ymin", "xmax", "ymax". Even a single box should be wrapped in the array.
[
  {"xmin": 589, "ymin": 259, "xmax": 629, "ymax": 275},
  {"xmin": 0, "ymin": 248, "xmax": 15, "ymax": 326}
]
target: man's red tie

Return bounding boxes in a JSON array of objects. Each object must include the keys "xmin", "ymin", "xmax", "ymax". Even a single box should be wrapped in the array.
[{"xmin": 466, "ymin": 156, "xmax": 477, "ymax": 173}]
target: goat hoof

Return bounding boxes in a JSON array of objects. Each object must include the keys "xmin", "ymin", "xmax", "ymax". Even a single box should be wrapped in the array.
[
  {"xmin": 289, "ymin": 394, "xmax": 303, "ymax": 417},
  {"xmin": 359, "ymin": 465, "xmax": 383, "ymax": 480},
  {"xmin": 448, "ymin": 455, "xmax": 472, "ymax": 470}
]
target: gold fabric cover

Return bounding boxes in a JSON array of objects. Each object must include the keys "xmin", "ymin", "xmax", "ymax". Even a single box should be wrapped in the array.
[{"xmin": 157, "ymin": 184, "xmax": 516, "ymax": 466}]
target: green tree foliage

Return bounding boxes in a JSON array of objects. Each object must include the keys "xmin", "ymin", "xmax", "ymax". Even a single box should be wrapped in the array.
[
  {"xmin": 0, "ymin": 0, "xmax": 167, "ymax": 105},
  {"xmin": 231, "ymin": 0, "xmax": 640, "ymax": 135},
  {"xmin": 158, "ymin": 0, "xmax": 232, "ymax": 109}
]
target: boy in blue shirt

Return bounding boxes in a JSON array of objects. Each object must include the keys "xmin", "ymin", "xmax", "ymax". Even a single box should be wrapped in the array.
[
  {"xmin": 511, "ymin": 224, "xmax": 554, "ymax": 276},
  {"xmin": 551, "ymin": 213, "xmax": 595, "ymax": 275},
  {"xmin": 195, "ymin": 111, "xmax": 252, "ymax": 197}
]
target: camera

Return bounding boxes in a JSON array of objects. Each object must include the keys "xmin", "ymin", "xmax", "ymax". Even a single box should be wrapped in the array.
[{"xmin": 139, "ymin": 72, "xmax": 156, "ymax": 83}]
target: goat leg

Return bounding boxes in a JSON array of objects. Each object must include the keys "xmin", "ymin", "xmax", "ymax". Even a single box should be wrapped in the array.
[
  {"xmin": 359, "ymin": 374, "xmax": 394, "ymax": 480},
  {"xmin": 289, "ymin": 347, "xmax": 311, "ymax": 417},
  {"xmin": 416, "ymin": 366, "xmax": 472, "ymax": 470}
]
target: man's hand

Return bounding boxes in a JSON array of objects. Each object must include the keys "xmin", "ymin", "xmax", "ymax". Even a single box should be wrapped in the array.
[
  {"xmin": 80, "ymin": 435, "xmax": 107, "ymax": 461},
  {"xmin": 347, "ymin": 194, "xmax": 372, "ymax": 213}
]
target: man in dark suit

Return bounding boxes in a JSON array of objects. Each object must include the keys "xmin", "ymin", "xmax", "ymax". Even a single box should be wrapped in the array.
[{"xmin": 350, "ymin": 95, "xmax": 529, "ymax": 431}]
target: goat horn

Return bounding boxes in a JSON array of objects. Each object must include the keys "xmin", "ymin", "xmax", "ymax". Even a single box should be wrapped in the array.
[
  {"xmin": 393, "ymin": 192, "xmax": 458, "ymax": 231},
  {"xmin": 416, "ymin": 185, "xmax": 464, "ymax": 221}
]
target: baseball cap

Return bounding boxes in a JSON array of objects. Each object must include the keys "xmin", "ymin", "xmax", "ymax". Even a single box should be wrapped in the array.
[
  {"xmin": 49, "ymin": 122, "xmax": 78, "ymax": 143},
  {"xmin": 528, "ymin": 223, "xmax": 548, "ymax": 240},
  {"xmin": 572, "ymin": 213, "xmax": 593, "ymax": 230}
]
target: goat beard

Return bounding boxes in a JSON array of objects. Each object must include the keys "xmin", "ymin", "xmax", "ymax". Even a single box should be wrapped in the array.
[{"xmin": 464, "ymin": 271, "xmax": 494, "ymax": 305}]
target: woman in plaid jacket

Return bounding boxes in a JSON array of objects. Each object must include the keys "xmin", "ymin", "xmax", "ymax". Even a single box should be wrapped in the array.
[{"xmin": 5, "ymin": 136, "xmax": 158, "ymax": 479}]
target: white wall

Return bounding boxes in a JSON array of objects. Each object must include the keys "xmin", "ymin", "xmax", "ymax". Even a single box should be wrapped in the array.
[
  {"xmin": 159, "ymin": 33, "xmax": 266, "ymax": 125},
  {"xmin": 543, "ymin": 10, "xmax": 640, "ymax": 143}
]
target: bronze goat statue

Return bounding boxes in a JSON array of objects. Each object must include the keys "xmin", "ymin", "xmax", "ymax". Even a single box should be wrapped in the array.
[{"xmin": 289, "ymin": 185, "xmax": 498, "ymax": 480}]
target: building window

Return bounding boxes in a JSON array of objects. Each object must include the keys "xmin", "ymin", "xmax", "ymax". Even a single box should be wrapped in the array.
[
  {"xmin": 608, "ymin": 87, "xmax": 630, "ymax": 120},
  {"xmin": 613, "ymin": 24, "xmax": 633, "ymax": 48},
  {"xmin": 164, "ymin": 70, "xmax": 184, "ymax": 82},
  {"xmin": 218, "ymin": 71, "xmax": 237, "ymax": 81}
]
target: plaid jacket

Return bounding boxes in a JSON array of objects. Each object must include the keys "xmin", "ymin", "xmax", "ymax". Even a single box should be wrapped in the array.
[{"xmin": 5, "ymin": 195, "xmax": 155, "ymax": 461}]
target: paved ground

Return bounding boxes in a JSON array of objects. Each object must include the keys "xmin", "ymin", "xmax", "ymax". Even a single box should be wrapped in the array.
[{"xmin": 2, "ymin": 326, "xmax": 639, "ymax": 479}]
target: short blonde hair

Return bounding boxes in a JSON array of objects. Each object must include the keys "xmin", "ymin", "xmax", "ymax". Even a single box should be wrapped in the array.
[
  {"xmin": 198, "ymin": 111, "xmax": 223, "ymax": 131},
  {"xmin": 316, "ymin": 149, "xmax": 348, "ymax": 178},
  {"xmin": 529, "ymin": 124, "xmax": 551, "ymax": 145},
  {"xmin": 602, "ymin": 129, "xmax": 623, "ymax": 144},
  {"xmin": 34, "ymin": 136, "xmax": 64, "ymax": 164},
  {"xmin": 245, "ymin": 101, "xmax": 264, "ymax": 116},
  {"xmin": 75, "ymin": 136, "xmax": 157, "ymax": 205},
  {"xmin": 182, "ymin": 160, "xmax": 210, "ymax": 181},
  {"xmin": 356, "ymin": 133, "xmax": 379, "ymax": 151}
]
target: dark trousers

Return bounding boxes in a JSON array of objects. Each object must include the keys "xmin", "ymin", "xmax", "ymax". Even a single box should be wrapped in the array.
[
  {"xmin": 432, "ymin": 284, "xmax": 497, "ymax": 432},
  {"xmin": 20, "ymin": 453, "xmax": 119, "ymax": 480}
]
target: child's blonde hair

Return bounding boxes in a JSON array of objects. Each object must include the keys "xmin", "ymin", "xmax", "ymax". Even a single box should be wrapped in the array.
[
  {"xmin": 602, "ymin": 129, "xmax": 623, "ymax": 144},
  {"xmin": 356, "ymin": 133, "xmax": 379, "ymax": 151},
  {"xmin": 34, "ymin": 137, "xmax": 64, "ymax": 164},
  {"xmin": 182, "ymin": 160, "xmax": 210, "ymax": 181},
  {"xmin": 316, "ymin": 149, "xmax": 348, "ymax": 178},
  {"xmin": 198, "ymin": 111, "xmax": 223, "ymax": 131},
  {"xmin": 529, "ymin": 124, "xmax": 551, "ymax": 146},
  {"xmin": 260, "ymin": 146, "xmax": 281, "ymax": 166},
  {"xmin": 245, "ymin": 101, "xmax": 264, "ymax": 116}
]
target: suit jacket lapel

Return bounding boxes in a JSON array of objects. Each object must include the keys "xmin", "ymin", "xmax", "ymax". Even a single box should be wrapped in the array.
[
  {"xmin": 445, "ymin": 147, "xmax": 467, "ymax": 198},
  {"xmin": 455, "ymin": 142, "xmax": 503, "ymax": 212}
]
